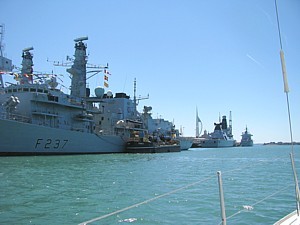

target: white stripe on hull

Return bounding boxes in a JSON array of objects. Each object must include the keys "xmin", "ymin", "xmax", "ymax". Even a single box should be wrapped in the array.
[{"xmin": 0, "ymin": 119, "xmax": 126, "ymax": 155}]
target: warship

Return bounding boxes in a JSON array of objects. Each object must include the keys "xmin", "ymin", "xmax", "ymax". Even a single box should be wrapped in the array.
[
  {"xmin": 240, "ymin": 126, "xmax": 253, "ymax": 147},
  {"xmin": 200, "ymin": 113, "xmax": 236, "ymax": 148},
  {"xmin": 0, "ymin": 36, "xmax": 139, "ymax": 155},
  {"xmin": 0, "ymin": 32, "xmax": 190, "ymax": 155}
]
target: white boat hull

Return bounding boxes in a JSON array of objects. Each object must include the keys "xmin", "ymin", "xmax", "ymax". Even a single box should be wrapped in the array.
[
  {"xmin": 274, "ymin": 210, "xmax": 300, "ymax": 225},
  {"xmin": 0, "ymin": 119, "xmax": 126, "ymax": 155},
  {"xmin": 178, "ymin": 137, "xmax": 193, "ymax": 150},
  {"xmin": 201, "ymin": 139, "xmax": 235, "ymax": 148}
]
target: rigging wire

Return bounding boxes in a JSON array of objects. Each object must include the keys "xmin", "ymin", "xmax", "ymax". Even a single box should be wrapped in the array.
[
  {"xmin": 79, "ymin": 175, "xmax": 215, "ymax": 225},
  {"xmin": 275, "ymin": 0, "xmax": 294, "ymax": 152},
  {"xmin": 275, "ymin": 0, "xmax": 300, "ymax": 216},
  {"xmin": 80, "ymin": 2, "xmax": 297, "ymax": 224},
  {"xmin": 79, "ymin": 161, "xmax": 274, "ymax": 225},
  {"xmin": 220, "ymin": 184, "xmax": 293, "ymax": 225}
]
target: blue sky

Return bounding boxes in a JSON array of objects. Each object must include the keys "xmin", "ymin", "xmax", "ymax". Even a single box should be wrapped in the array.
[{"xmin": 1, "ymin": 0, "xmax": 299, "ymax": 143}]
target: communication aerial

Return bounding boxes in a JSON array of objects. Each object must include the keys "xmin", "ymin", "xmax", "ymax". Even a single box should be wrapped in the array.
[{"xmin": 0, "ymin": 24, "xmax": 13, "ymax": 88}]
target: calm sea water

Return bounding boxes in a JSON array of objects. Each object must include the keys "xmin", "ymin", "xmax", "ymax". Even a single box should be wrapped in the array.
[{"xmin": 1, "ymin": 145, "xmax": 299, "ymax": 225}]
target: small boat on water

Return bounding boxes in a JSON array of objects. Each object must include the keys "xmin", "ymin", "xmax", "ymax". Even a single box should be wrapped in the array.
[
  {"xmin": 141, "ymin": 106, "xmax": 192, "ymax": 151},
  {"xmin": 125, "ymin": 141, "xmax": 180, "ymax": 153},
  {"xmin": 125, "ymin": 130, "xmax": 180, "ymax": 153},
  {"xmin": 240, "ymin": 126, "xmax": 253, "ymax": 147},
  {"xmin": 177, "ymin": 136, "xmax": 193, "ymax": 150}
]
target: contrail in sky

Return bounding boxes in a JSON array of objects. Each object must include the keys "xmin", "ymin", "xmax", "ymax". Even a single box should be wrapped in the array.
[{"xmin": 246, "ymin": 54, "xmax": 265, "ymax": 69}]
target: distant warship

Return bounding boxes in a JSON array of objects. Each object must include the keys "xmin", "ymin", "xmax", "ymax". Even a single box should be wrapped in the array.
[
  {"xmin": 240, "ymin": 126, "xmax": 253, "ymax": 147},
  {"xmin": 200, "ymin": 112, "xmax": 236, "ymax": 148}
]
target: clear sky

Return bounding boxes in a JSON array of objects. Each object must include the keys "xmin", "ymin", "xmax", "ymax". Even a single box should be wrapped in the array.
[{"xmin": 1, "ymin": 0, "xmax": 299, "ymax": 143}]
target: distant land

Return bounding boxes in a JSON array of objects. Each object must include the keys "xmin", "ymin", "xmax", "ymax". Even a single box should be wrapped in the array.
[{"xmin": 263, "ymin": 142, "xmax": 300, "ymax": 146}]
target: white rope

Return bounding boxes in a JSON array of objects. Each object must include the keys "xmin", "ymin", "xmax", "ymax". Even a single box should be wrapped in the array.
[
  {"xmin": 79, "ymin": 160, "xmax": 288, "ymax": 225},
  {"xmin": 79, "ymin": 175, "xmax": 214, "ymax": 225},
  {"xmin": 217, "ymin": 183, "xmax": 294, "ymax": 225}
]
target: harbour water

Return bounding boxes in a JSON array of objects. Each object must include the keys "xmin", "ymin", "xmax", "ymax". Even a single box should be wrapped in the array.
[{"xmin": 1, "ymin": 145, "xmax": 299, "ymax": 225}]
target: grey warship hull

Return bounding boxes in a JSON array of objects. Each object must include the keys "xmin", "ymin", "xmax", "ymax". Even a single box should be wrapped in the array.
[
  {"xmin": 200, "ymin": 139, "xmax": 235, "ymax": 148},
  {"xmin": 0, "ymin": 118, "xmax": 125, "ymax": 155}
]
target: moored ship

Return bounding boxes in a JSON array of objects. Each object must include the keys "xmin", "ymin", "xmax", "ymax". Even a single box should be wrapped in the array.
[
  {"xmin": 125, "ymin": 130, "xmax": 180, "ymax": 153},
  {"xmin": 240, "ymin": 126, "xmax": 253, "ymax": 147},
  {"xmin": 141, "ymin": 106, "xmax": 193, "ymax": 150},
  {"xmin": 0, "ymin": 37, "xmax": 133, "ymax": 155},
  {"xmin": 0, "ymin": 34, "xmax": 189, "ymax": 155},
  {"xmin": 200, "ymin": 112, "xmax": 236, "ymax": 148}
]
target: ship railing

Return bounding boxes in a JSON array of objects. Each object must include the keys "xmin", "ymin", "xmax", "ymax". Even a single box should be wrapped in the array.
[
  {"xmin": 96, "ymin": 129, "xmax": 119, "ymax": 136},
  {"xmin": 0, "ymin": 112, "xmax": 31, "ymax": 123}
]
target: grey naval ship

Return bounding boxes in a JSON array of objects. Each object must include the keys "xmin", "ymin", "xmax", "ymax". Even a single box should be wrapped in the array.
[
  {"xmin": 240, "ymin": 126, "xmax": 253, "ymax": 147},
  {"xmin": 200, "ymin": 113, "xmax": 236, "ymax": 148},
  {"xmin": 0, "ymin": 34, "xmax": 190, "ymax": 155},
  {"xmin": 0, "ymin": 37, "xmax": 141, "ymax": 155}
]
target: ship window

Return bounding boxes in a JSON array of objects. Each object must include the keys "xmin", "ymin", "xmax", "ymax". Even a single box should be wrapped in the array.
[
  {"xmin": 23, "ymin": 88, "xmax": 29, "ymax": 92},
  {"xmin": 30, "ymin": 88, "xmax": 36, "ymax": 92},
  {"xmin": 37, "ymin": 89, "xmax": 43, "ymax": 93},
  {"xmin": 48, "ymin": 95, "xmax": 59, "ymax": 102},
  {"xmin": 13, "ymin": 89, "xmax": 17, "ymax": 92},
  {"xmin": 7, "ymin": 89, "xmax": 12, "ymax": 93}
]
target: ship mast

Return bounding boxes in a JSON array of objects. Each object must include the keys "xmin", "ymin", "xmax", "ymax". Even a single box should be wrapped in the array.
[
  {"xmin": 67, "ymin": 37, "xmax": 88, "ymax": 98},
  {"xmin": 0, "ymin": 24, "xmax": 13, "ymax": 88},
  {"xmin": 133, "ymin": 78, "xmax": 137, "ymax": 117},
  {"xmin": 0, "ymin": 24, "xmax": 4, "ymax": 88},
  {"xmin": 228, "ymin": 111, "xmax": 233, "ymax": 138},
  {"xmin": 133, "ymin": 78, "xmax": 149, "ymax": 118},
  {"xmin": 20, "ymin": 47, "xmax": 34, "ymax": 84}
]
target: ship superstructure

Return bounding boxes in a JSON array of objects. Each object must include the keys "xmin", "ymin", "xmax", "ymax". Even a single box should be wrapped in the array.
[
  {"xmin": 201, "ymin": 112, "xmax": 236, "ymax": 148},
  {"xmin": 0, "ymin": 29, "xmax": 190, "ymax": 155},
  {"xmin": 0, "ymin": 37, "xmax": 132, "ymax": 155}
]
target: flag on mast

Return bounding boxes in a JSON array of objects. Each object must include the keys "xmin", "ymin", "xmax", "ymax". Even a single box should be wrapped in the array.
[
  {"xmin": 103, "ymin": 69, "xmax": 111, "ymax": 88},
  {"xmin": 104, "ymin": 69, "xmax": 111, "ymax": 75}
]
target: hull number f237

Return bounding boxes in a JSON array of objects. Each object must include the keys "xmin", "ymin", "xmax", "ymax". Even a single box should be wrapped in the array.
[{"xmin": 35, "ymin": 139, "xmax": 69, "ymax": 149}]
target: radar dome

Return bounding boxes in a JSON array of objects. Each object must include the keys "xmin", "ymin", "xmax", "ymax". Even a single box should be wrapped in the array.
[
  {"xmin": 106, "ymin": 90, "xmax": 113, "ymax": 98},
  {"xmin": 94, "ymin": 86, "xmax": 104, "ymax": 98},
  {"xmin": 46, "ymin": 77, "xmax": 58, "ymax": 89}
]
